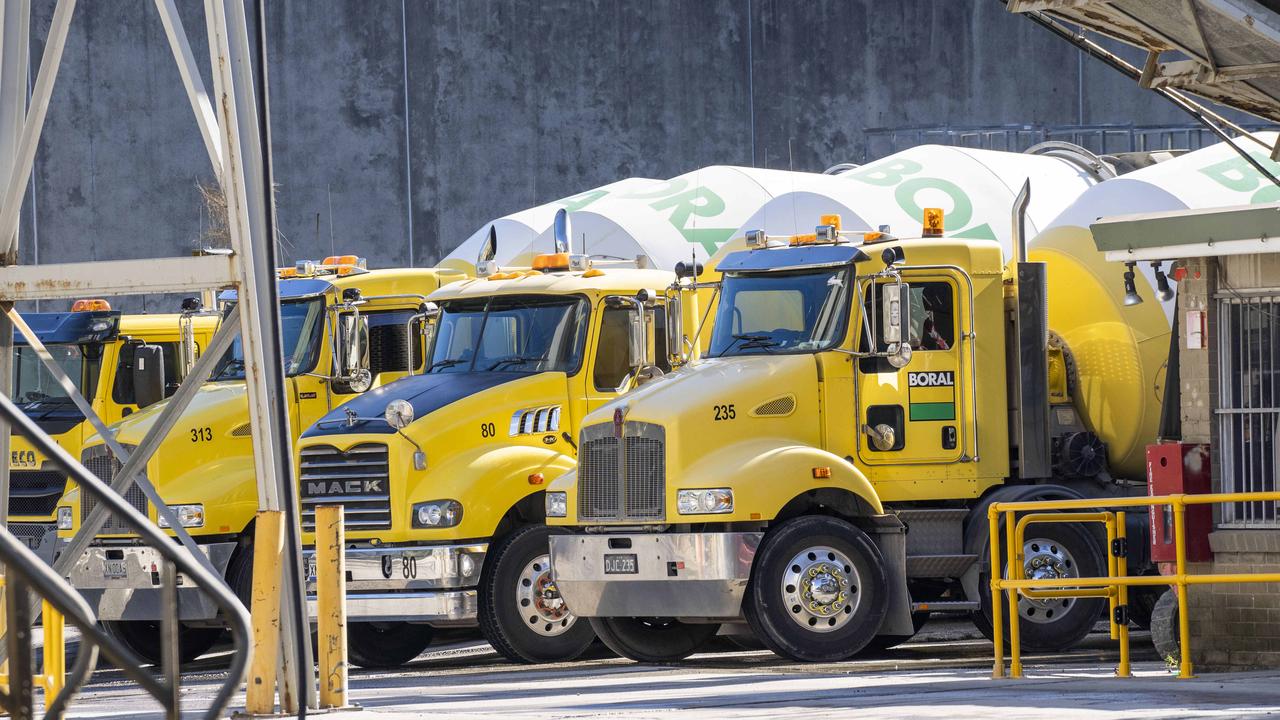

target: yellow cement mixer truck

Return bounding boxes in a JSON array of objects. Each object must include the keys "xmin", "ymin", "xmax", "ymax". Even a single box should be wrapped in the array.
[{"xmin": 547, "ymin": 179, "xmax": 1172, "ymax": 662}]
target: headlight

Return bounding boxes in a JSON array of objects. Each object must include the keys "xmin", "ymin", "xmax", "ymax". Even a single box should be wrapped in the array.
[
  {"xmin": 545, "ymin": 492, "xmax": 568, "ymax": 518},
  {"xmin": 412, "ymin": 500, "xmax": 462, "ymax": 528},
  {"xmin": 57, "ymin": 507, "xmax": 73, "ymax": 530},
  {"xmin": 677, "ymin": 488, "xmax": 733, "ymax": 515},
  {"xmin": 157, "ymin": 504, "xmax": 205, "ymax": 528}
]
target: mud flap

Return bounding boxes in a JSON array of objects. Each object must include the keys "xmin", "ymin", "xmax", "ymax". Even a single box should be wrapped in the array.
[{"xmin": 866, "ymin": 515, "xmax": 913, "ymax": 636}]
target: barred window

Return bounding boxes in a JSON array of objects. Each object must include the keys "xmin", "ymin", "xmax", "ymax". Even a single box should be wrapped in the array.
[{"xmin": 1217, "ymin": 296, "xmax": 1280, "ymax": 526}]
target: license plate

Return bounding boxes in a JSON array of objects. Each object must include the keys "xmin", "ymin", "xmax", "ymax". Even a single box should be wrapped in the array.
[
  {"xmin": 603, "ymin": 553, "xmax": 638, "ymax": 575},
  {"xmin": 103, "ymin": 559, "xmax": 127, "ymax": 578},
  {"xmin": 305, "ymin": 555, "xmax": 317, "ymax": 582}
]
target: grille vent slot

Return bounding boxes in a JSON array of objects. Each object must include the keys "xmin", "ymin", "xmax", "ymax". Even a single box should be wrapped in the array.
[
  {"xmin": 230, "ymin": 422, "xmax": 253, "ymax": 437},
  {"xmin": 753, "ymin": 395, "xmax": 796, "ymax": 417}
]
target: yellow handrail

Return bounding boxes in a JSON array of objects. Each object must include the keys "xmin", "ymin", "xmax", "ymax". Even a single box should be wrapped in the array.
[{"xmin": 989, "ymin": 490, "xmax": 1280, "ymax": 680}]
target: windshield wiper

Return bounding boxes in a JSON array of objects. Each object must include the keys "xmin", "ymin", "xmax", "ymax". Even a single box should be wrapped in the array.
[
  {"xmin": 428, "ymin": 358, "xmax": 468, "ymax": 373},
  {"xmin": 213, "ymin": 358, "xmax": 245, "ymax": 380},
  {"xmin": 485, "ymin": 356, "xmax": 544, "ymax": 371},
  {"xmin": 724, "ymin": 333, "xmax": 780, "ymax": 354}
]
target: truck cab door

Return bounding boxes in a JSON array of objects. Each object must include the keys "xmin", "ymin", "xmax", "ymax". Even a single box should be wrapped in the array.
[{"xmin": 854, "ymin": 274, "xmax": 972, "ymax": 467}]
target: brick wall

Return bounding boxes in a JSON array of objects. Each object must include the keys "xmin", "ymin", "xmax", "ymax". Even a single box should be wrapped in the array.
[{"xmin": 1176, "ymin": 255, "xmax": 1280, "ymax": 671}]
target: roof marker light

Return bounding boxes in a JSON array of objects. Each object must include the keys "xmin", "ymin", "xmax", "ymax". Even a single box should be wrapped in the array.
[{"xmin": 922, "ymin": 208, "xmax": 945, "ymax": 237}]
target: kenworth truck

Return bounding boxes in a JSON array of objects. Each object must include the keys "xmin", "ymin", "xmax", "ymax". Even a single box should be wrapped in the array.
[
  {"xmin": 11, "ymin": 302, "xmax": 217, "ymax": 563},
  {"xmin": 293, "ymin": 244, "xmax": 688, "ymax": 667},
  {"xmin": 57, "ymin": 257, "xmax": 464, "ymax": 664},
  {"xmin": 547, "ymin": 208, "xmax": 1167, "ymax": 663}
]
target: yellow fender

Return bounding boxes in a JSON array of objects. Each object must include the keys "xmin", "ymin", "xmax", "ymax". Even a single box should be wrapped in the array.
[
  {"xmin": 413, "ymin": 444, "xmax": 577, "ymax": 540},
  {"xmin": 677, "ymin": 438, "xmax": 884, "ymax": 522}
]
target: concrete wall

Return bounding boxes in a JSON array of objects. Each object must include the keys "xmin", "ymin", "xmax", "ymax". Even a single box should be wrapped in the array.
[{"xmin": 15, "ymin": 0, "xmax": 1196, "ymax": 311}]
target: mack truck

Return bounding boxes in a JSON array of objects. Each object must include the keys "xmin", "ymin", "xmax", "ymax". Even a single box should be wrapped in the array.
[
  {"xmin": 292, "ymin": 219, "xmax": 691, "ymax": 667},
  {"xmin": 56, "ymin": 256, "xmax": 464, "ymax": 664},
  {"xmin": 547, "ymin": 204, "xmax": 1167, "ymax": 663},
  {"xmin": 11, "ymin": 300, "xmax": 217, "ymax": 564}
]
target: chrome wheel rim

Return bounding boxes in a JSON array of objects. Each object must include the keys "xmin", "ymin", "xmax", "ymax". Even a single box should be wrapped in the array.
[
  {"xmin": 781, "ymin": 545, "xmax": 860, "ymax": 633},
  {"xmin": 516, "ymin": 554, "xmax": 576, "ymax": 637},
  {"xmin": 1018, "ymin": 537, "xmax": 1079, "ymax": 624}
]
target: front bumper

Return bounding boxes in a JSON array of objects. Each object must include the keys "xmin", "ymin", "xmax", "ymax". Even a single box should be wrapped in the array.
[
  {"xmin": 303, "ymin": 542, "xmax": 487, "ymax": 625},
  {"xmin": 69, "ymin": 542, "xmax": 238, "ymax": 622},
  {"xmin": 549, "ymin": 532, "xmax": 761, "ymax": 619}
]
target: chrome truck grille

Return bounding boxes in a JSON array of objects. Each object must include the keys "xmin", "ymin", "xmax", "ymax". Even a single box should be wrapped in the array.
[
  {"xmin": 299, "ymin": 443, "xmax": 392, "ymax": 531},
  {"xmin": 577, "ymin": 421, "xmax": 665, "ymax": 522},
  {"xmin": 79, "ymin": 444, "xmax": 145, "ymax": 532}
]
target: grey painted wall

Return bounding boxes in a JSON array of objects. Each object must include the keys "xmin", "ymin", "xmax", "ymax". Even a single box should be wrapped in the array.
[{"xmin": 15, "ymin": 0, "xmax": 1197, "ymax": 310}]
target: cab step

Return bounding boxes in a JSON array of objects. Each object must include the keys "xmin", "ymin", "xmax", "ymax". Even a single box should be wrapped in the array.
[{"xmin": 894, "ymin": 508, "xmax": 969, "ymax": 556}]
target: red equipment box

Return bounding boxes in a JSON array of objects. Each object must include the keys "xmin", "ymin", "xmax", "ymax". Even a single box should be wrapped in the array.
[{"xmin": 1147, "ymin": 442, "xmax": 1213, "ymax": 567}]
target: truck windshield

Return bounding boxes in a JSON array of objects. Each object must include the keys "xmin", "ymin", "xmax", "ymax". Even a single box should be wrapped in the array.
[
  {"xmin": 428, "ymin": 294, "xmax": 588, "ymax": 374},
  {"xmin": 13, "ymin": 344, "xmax": 97, "ymax": 406},
  {"xmin": 708, "ymin": 268, "xmax": 852, "ymax": 357},
  {"xmin": 211, "ymin": 298, "xmax": 325, "ymax": 380}
]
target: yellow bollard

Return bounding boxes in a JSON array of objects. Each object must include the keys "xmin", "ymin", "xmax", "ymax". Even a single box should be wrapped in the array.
[
  {"xmin": 246, "ymin": 509, "xmax": 285, "ymax": 714},
  {"xmin": 316, "ymin": 505, "xmax": 348, "ymax": 709},
  {"xmin": 1172, "ymin": 499, "xmax": 1195, "ymax": 679},
  {"xmin": 1106, "ymin": 515, "xmax": 1118, "ymax": 641},
  {"xmin": 989, "ymin": 506, "xmax": 1004, "ymax": 679}
]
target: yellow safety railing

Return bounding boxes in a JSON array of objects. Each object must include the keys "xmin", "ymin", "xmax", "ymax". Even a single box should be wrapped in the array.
[
  {"xmin": 0, "ymin": 579, "xmax": 67, "ymax": 703},
  {"xmin": 989, "ymin": 491, "xmax": 1280, "ymax": 680}
]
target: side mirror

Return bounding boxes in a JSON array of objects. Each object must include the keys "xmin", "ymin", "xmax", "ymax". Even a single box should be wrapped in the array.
[
  {"xmin": 881, "ymin": 283, "xmax": 913, "ymax": 369},
  {"xmin": 627, "ymin": 311, "xmax": 646, "ymax": 368},
  {"xmin": 133, "ymin": 344, "xmax": 166, "ymax": 408},
  {"xmin": 665, "ymin": 295, "xmax": 682, "ymax": 362},
  {"xmin": 334, "ymin": 312, "xmax": 371, "ymax": 392}
]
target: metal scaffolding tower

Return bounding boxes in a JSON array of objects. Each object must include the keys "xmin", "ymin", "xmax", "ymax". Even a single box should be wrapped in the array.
[{"xmin": 0, "ymin": 0, "xmax": 314, "ymax": 715}]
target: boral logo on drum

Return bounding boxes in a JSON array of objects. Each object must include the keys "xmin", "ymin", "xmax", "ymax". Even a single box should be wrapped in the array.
[{"xmin": 908, "ymin": 371, "xmax": 955, "ymax": 387}]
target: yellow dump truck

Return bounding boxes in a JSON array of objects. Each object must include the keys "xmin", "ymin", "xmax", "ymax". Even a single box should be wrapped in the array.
[
  {"xmin": 547, "ymin": 209, "xmax": 1169, "ymax": 662},
  {"xmin": 11, "ymin": 301, "xmax": 217, "ymax": 564},
  {"xmin": 293, "ymin": 239, "xmax": 689, "ymax": 667},
  {"xmin": 56, "ymin": 257, "xmax": 464, "ymax": 664}
]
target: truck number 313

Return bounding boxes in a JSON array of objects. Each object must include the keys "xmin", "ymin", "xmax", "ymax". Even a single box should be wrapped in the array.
[
  {"xmin": 713, "ymin": 404, "xmax": 736, "ymax": 421},
  {"xmin": 190, "ymin": 427, "xmax": 213, "ymax": 443}
]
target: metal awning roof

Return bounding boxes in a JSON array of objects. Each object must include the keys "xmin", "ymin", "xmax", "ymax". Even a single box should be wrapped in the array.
[
  {"xmin": 1008, "ymin": 0, "xmax": 1280, "ymax": 124},
  {"xmin": 1091, "ymin": 201, "xmax": 1280, "ymax": 259}
]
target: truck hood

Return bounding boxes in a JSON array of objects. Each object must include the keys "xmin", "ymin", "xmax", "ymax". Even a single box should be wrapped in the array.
[
  {"xmin": 86, "ymin": 381, "xmax": 248, "ymax": 447},
  {"xmin": 301, "ymin": 371, "xmax": 535, "ymax": 438}
]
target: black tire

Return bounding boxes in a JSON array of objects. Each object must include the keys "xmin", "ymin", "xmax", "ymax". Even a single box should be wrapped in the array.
[
  {"xmin": 1127, "ymin": 584, "xmax": 1165, "ymax": 630},
  {"xmin": 346, "ymin": 622, "xmax": 435, "ymax": 668},
  {"xmin": 101, "ymin": 620, "xmax": 221, "ymax": 666},
  {"xmin": 1149, "ymin": 588, "xmax": 1181, "ymax": 663},
  {"xmin": 478, "ymin": 525, "xmax": 596, "ymax": 663},
  {"xmin": 863, "ymin": 611, "xmax": 931, "ymax": 653},
  {"xmin": 590, "ymin": 617, "xmax": 720, "ymax": 663},
  {"xmin": 973, "ymin": 520, "xmax": 1106, "ymax": 652},
  {"xmin": 743, "ymin": 515, "xmax": 889, "ymax": 662}
]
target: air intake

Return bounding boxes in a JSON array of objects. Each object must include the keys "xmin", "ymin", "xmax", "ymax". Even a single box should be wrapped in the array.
[
  {"xmin": 230, "ymin": 422, "xmax": 253, "ymax": 437},
  {"xmin": 753, "ymin": 395, "xmax": 796, "ymax": 417}
]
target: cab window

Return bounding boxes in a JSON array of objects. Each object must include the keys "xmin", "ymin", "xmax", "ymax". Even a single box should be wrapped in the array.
[
  {"xmin": 593, "ymin": 306, "xmax": 670, "ymax": 391},
  {"xmin": 860, "ymin": 281, "xmax": 956, "ymax": 353}
]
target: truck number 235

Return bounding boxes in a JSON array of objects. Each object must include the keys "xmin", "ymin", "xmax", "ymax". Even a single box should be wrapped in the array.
[{"xmin": 713, "ymin": 404, "xmax": 736, "ymax": 421}]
